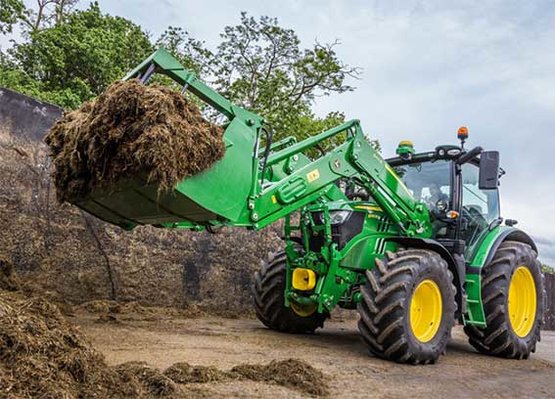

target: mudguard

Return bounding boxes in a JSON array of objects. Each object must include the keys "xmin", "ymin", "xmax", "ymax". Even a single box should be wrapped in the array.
[
  {"xmin": 464, "ymin": 226, "xmax": 538, "ymax": 327},
  {"xmin": 385, "ymin": 237, "xmax": 465, "ymax": 319}
]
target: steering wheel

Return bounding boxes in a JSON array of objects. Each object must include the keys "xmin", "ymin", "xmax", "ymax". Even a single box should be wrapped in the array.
[{"xmin": 462, "ymin": 205, "xmax": 487, "ymax": 227}]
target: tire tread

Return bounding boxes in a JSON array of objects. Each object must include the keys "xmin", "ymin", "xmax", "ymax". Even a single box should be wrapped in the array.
[{"xmin": 463, "ymin": 241, "xmax": 544, "ymax": 359}]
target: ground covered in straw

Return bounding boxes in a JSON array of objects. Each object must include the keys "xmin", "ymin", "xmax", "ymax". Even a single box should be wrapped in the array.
[
  {"xmin": 0, "ymin": 258, "xmax": 328, "ymax": 398},
  {"xmin": 0, "ymin": 258, "xmax": 179, "ymax": 398}
]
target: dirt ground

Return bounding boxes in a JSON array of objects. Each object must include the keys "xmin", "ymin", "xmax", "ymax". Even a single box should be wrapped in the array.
[{"xmin": 75, "ymin": 311, "xmax": 555, "ymax": 399}]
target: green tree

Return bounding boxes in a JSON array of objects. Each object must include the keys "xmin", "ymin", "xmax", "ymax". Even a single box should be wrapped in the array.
[
  {"xmin": 0, "ymin": 57, "xmax": 84, "ymax": 106},
  {"xmin": 156, "ymin": 26, "xmax": 212, "ymax": 76},
  {"xmin": 0, "ymin": 0, "xmax": 25, "ymax": 34},
  {"xmin": 6, "ymin": 2, "xmax": 152, "ymax": 108},
  {"xmin": 3, "ymin": 5, "xmax": 370, "ymax": 153},
  {"xmin": 208, "ymin": 13, "xmax": 360, "ymax": 145},
  {"xmin": 542, "ymin": 264, "xmax": 555, "ymax": 275}
]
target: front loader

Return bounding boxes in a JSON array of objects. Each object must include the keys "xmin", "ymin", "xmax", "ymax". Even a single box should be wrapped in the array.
[{"xmin": 70, "ymin": 48, "xmax": 544, "ymax": 364}]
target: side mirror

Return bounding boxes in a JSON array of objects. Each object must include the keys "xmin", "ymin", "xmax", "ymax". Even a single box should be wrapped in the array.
[{"xmin": 479, "ymin": 151, "xmax": 500, "ymax": 189}]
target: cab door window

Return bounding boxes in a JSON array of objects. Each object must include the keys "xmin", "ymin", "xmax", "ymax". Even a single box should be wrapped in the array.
[{"xmin": 461, "ymin": 163, "xmax": 500, "ymax": 253}]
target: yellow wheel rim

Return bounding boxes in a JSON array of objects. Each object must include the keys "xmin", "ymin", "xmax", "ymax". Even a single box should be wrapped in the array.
[
  {"xmin": 291, "ymin": 301, "xmax": 317, "ymax": 317},
  {"xmin": 508, "ymin": 266, "xmax": 537, "ymax": 338},
  {"xmin": 410, "ymin": 279, "xmax": 443, "ymax": 343}
]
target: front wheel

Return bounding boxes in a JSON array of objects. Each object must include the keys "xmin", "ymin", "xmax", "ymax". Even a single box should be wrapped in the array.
[
  {"xmin": 464, "ymin": 241, "xmax": 544, "ymax": 359},
  {"xmin": 357, "ymin": 249, "xmax": 456, "ymax": 364},
  {"xmin": 252, "ymin": 249, "xmax": 326, "ymax": 333}
]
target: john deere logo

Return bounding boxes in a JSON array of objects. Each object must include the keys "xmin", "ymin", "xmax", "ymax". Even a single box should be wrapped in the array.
[{"xmin": 306, "ymin": 169, "xmax": 320, "ymax": 183}]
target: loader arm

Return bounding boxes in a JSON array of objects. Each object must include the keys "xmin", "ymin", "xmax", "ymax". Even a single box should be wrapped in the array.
[
  {"xmin": 124, "ymin": 48, "xmax": 262, "ymax": 125},
  {"xmin": 246, "ymin": 119, "xmax": 432, "ymax": 237},
  {"xmin": 77, "ymin": 48, "xmax": 431, "ymax": 240}
]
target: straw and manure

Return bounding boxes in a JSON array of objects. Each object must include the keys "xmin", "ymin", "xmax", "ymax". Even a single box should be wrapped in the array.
[
  {"xmin": 163, "ymin": 359, "xmax": 329, "ymax": 396},
  {"xmin": 45, "ymin": 79, "xmax": 225, "ymax": 202},
  {"xmin": 0, "ymin": 286, "xmax": 176, "ymax": 397},
  {"xmin": 0, "ymin": 258, "xmax": 328, "ymax": 397}
]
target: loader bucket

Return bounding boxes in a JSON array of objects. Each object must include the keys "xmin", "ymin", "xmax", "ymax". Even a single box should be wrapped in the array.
[
  {"xmin": 73, "ymin": 116, "xmax": 258, "ymax": 230},
  {"xmin": 58, "ymin": 48, "xmax": 267, "ymax": 230}
]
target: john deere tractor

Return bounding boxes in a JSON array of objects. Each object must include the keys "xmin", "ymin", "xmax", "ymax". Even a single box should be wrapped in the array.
[{"xmin": 71, "ymin": 48, "xmax": 544, "ymax": 364}]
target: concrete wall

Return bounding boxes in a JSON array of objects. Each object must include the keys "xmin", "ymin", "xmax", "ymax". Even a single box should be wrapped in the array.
[
  {"xmin": 544, "ymin": 273, "xmax": 555, "ymax": 330},
  {"xmin": 0, "ymin": 87, "xmax": 63, "ymax": 141}
]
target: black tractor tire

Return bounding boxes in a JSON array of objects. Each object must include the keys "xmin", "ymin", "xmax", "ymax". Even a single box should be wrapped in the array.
[
  {"xmin": 357, "ymin": 249, "xmax": 456, "ymax": 364},
  {"xmin": 253, "ymin": 250, "xmax": 326, "ymax": 333},
  {"xmin": 464, "ymin": 241, "xmax": 544, "ymax": 359}
]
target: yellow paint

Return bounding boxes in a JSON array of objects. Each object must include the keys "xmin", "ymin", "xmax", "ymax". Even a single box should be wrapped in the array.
[
  {"xmin": 410, "ymin": 279, "xmax": 443, "ymax": 343},
  {"xmin": 385, "ymin": 163, "xmax": 412, "ymax": 196},
  {"xmin": 355, "ymin": 205, "xmax": 383, "ymax": 212},
  {"xmin": 306, "ymin": 169, "xmax": 320, "ymax": 183},
  {"xmin": 271, "ymin": 195, "xmax": 277, "ymax": 204},
  {"xmin": 291, "ymin": 301, "xmax": 317, "ymax": 317},
  {"xmin": 508, "ymin": 266, "xmax": 537, "ymax": 337},
  {"xmin": 292, "ymin": 268, "xmax": 317, "ymax": 291}
]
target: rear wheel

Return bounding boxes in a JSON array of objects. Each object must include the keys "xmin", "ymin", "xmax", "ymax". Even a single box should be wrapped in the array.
[
  {"xmin": 357, "ymin": 249, "xmax": 456, "ymax": 364},
  {"xmin": 253, "ymin": 249, "xmax": 326, "ymax": 333},
  {"xmin": 464, "ymin": 241, "xmax": 544, "ymax": 359}
]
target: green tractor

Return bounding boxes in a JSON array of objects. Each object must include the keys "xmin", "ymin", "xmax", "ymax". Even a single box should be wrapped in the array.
[{"xmin": 72, "ymin": 48, "xmax": 544, "ymax": 364}]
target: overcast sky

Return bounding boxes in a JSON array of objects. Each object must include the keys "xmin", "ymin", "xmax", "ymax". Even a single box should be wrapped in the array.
[{"xmin": 3, "ymin": 0, "xmax": 554, "ymax": 264}]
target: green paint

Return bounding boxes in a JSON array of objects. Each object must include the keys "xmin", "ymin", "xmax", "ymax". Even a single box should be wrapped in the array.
[{"xmin": 462, "ymin": 226, "xmax": 517, "ymax": 326}]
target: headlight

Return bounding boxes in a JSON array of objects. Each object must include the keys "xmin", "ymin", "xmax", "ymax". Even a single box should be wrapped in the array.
[
  {"xmin": 314, "ymin": 210, "xmax": 353, "ymax": 225},
  {"xmin": 329, "ymin": 210, "xmax": 352, "ymax": 225}
]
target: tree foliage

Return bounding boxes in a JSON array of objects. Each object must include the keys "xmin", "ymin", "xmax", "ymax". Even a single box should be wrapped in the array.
[
  {"xmin": 0, "ymin": 55, "xmax": 83, "ymax": 106},
  {"xmin": 0, "ymin": 0, "xmax": 25, "ymax": 34},
  {"xmin": 1, "ymin": 4, "xmax": 367, "ymax": 150},
  {"xmin": 208, "ymin": 13, "xmax": 360, "ymax": 143},
  {"xmin": 6, "ymin": 2, "xmax": 152, "ymax": 108}
]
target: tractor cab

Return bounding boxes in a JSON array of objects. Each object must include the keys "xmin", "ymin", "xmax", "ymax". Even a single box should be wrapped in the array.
[{"xmin": 386, "ymin": 128, "xmax": 501, "ymax": 261}]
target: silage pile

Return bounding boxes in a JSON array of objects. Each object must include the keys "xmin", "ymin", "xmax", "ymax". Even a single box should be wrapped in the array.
[
  {"xmin": 0, "ymin": 259, "xmax": 178, "ymax": 398},
  {"xmin": 230, "ymin": 359, "xmax": 329, "ymax": 396},
  {"xmin": 163, "ymin": 359, "xmax": 329, "ymax": 396},
  {"xmin": 45, "ymin": 79, "xmax": 225, "ymax": 202},
  {"xmin": 0, "ymin": 289, "xmax": 328, "ymax": 398},
  {"xmin": 0, "ymin": 257, "xmax": 328, "ymax": 397}
]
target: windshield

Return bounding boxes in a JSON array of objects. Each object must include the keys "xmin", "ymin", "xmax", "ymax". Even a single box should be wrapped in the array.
[
  {"xmin": 394, "ymin": 160, "xmax": 452, "ymax": 238},
  {"xmin": 394, "ymin": 160, "xmax": 451, "ymax": 207}
]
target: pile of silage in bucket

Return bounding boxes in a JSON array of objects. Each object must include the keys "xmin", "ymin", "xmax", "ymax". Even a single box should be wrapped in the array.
[{"xmin": 45, "ymin": 79, "xmax": 225, "ymax": 202}]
